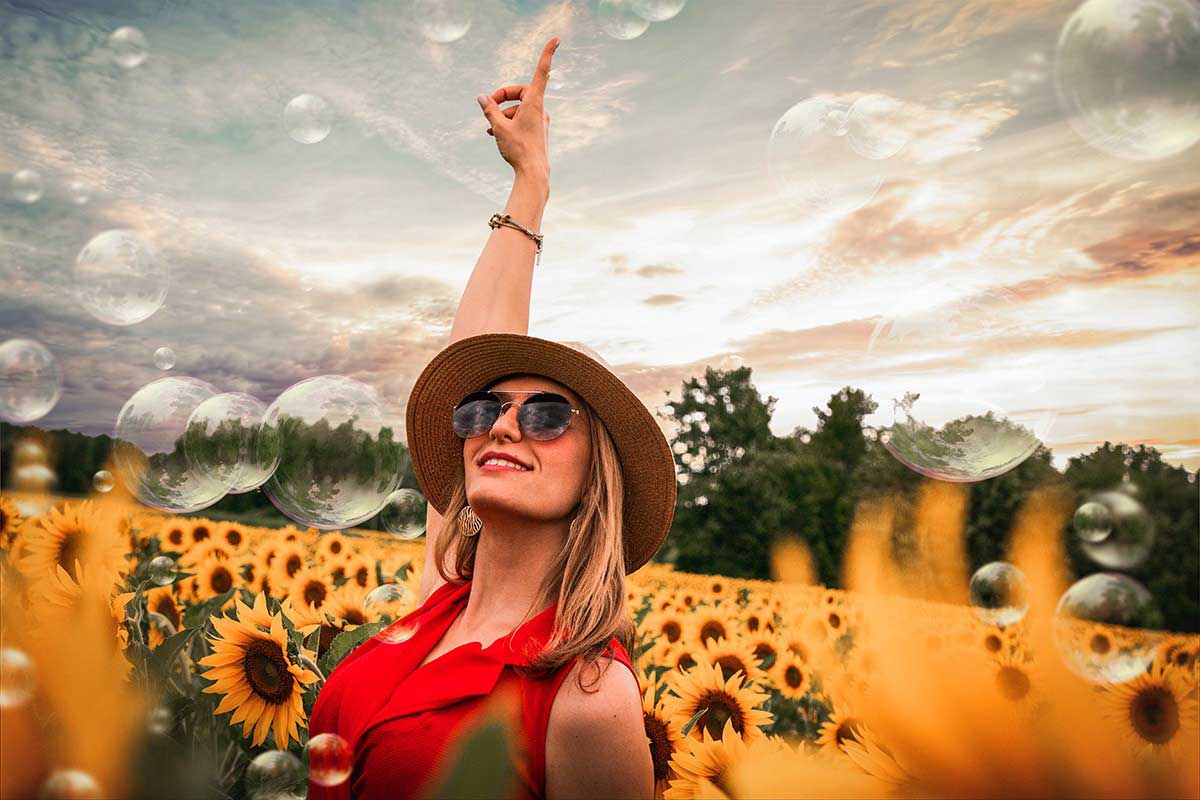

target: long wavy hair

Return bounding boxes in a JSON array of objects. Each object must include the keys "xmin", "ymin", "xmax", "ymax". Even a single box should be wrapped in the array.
[{"xmin": 432, "ymin": 391, "xmax": 634, "ymax": 692}]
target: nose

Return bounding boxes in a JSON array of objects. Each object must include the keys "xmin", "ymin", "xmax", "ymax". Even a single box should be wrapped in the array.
[{"xmin": 488, "ymin": 402, "xmax": 522, "ymax": 442}]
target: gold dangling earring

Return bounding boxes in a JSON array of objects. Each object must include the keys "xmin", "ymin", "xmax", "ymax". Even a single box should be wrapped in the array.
[{"xmin": 457, "ymin": 505, "xmax": 483, "ymax": 537}]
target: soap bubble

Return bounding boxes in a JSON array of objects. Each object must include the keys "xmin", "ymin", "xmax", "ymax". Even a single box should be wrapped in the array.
[
  {"xmin": 184, "ymin": 392, "xmax": 277, "ymax": 494},
  {"xmin": 145, "ymin": 704, "xmax": 173, "ymax": 736},
  {"xmin": 245, "ymin": 750, "xmax": 306, "ymax": 798},
  {"xmin": 846, "ymin": 94, "xmax": 912, "ymax": 159},
  {"xmin": 258, "ymin": 376, "xmax": 402, "ymax": 530},
  {"xmin": 113, "ymin": 377, "xmax": 233, "ymax": 513},
  {"xmin": 866, "ymin": 287, "xmax": 1055, "ymax": 482},
  {"xmin": 153, "ymin": 346, "xmax": 175, "ymax": 371},
  {"xmin": 768, "ymin": 97, "xmax": 887, "ymax": 217},
  {"xmin": 147, "ymin": 555, "xmax": 177, "ymax": 586},
  {"xmin": 67, "ymin": 180, "xmax": 90, "ymax": 205},
  {"xmin": 415, "ymin": 0, "xmax": 473, "ymax": 43},
  {"xmin": 1073, "ymin": 499, "xmax": 1113, "ymax": 543},
  {"xmin": 285, "ymin": 93, "xmax": 333, "ymax": 144},
  {"xmin": 11, "ymin": 168, "xmax": 43, "ymax": 203},
  {"xmin": 597, "ymin": 0, "xmax": 652, "ymax": 40},
  {"xmin": 0, "ymin": 647, "xmax": 36, "ymax": 708},
  {"xmin": 38, "ymin": 769, "xmax": 103, "ymax": 799},
  {"xmin": 1055, "ymin": 0, "xmax": 1200, "ymax": 161},
  {"xmin": 92, "ymin": 470, "xmax": 114, "ymax": 493},
  {"xmin": 0, "ymin": 338, "xmax": 62, "ymax": 424},
  {"xmin": 968, "ymin": 562, "xmax": 1029, "ymax": 628},
  {"xmin": 307, "ymin": 733, "xmax": 353, "ymax": 787},
  {"xmin": 632, "ymin": 0, "xmax": 687, "ymax": 21},
  {"xmin": 74, "ymin": 229, "xmax": 168, "ymax": 326},
  {"xmin": 379, "ymin": 488, "xmax": 426, "ymax": 539},
  {"xmin": 1077, "ymin": 490, "xmax": 1155, "ymax": 569},
  {"xmin": 1054, "ymin": 572, "xmax": 1164, "ymax": 683},
  {"xmin": 107, "ymin": 25, "xmax": 147, "ymax": 68},
  {"xmin": 366, "ymin": 584, "xmax": 417, "ymax": 643}
]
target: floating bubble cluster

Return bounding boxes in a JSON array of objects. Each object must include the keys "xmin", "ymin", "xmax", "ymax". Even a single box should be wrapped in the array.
[
  {"xmin": 307, "ymin": 732, "xmax": 354, "ymax": 787},
  {"xmin": 1054, "ymin": 572, "xmax": 1164, "ymax": 684},
  {"xmin": 597, "ymin": 0, "xmax": 652, "ymax": 40},
  {"xmin": 107, "ymin": 25, "xmax": 148, "ymax": 68},
  {"xmin": 10, "ymin": 168, "xmax": 43, "ymax": 203},
  {"xmin": 0, "ymin": 338, "xmax": 62, "ymax": 424},
  {"xmin": 113, "ymin": 377, "xmax": 233, "ymax": 513},
  {"xmin": 285, "ymin": 93, "xmax": 334, "ymax": 144},
  {"xmin": 1076, "ymin": 490, "xmax": 1156, "ymax": 569},
  {"xmin": 183, "ymin": 392, "xmax": 277, "ymax": 494},
  {"xmin": 74, "ymin": 230, "xmax": 169, "ymax": 326},
  {"xmin": 1056, "ymin": 0, "xmax": 1200, "ymax": 162},
  {"xmin": 379, "ymin": 488, "xmax": 427, "ymax": 539},
  {"xmin": 968, "ymin": 562, "xmax": 1029, "ymax": 628},
  {"xmin": 414, "ymin": 0, "xmax": 473, "ymax": 43},
  {"xmin": 153, "ymin": 346, "xmax": 175, "ymax": 371},
  {"xmin": 258, "ymin": 376, "xmax": 402, "ymax": 530}
]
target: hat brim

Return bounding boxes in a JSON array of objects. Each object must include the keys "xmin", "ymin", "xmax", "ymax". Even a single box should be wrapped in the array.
[{"xmin": 404, "ymin": 333, "xmax": 676, "ymax": 574}]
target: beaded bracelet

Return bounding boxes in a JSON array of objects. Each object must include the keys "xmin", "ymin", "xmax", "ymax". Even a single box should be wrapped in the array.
[{"xmin": 488, "ymin": 213, "xmax": 544, "ymax": 265}]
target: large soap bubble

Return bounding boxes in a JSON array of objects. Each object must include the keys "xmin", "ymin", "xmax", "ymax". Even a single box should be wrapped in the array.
[
  {"xmin": 768, "ymin": 96, "xmax": 892, "ymax": 217},
  {"xmin": 1054, "ymin": 572, "xmax": 1164, "ymax": 683},
  {"xmin": 414, "ymin": 0, "xmax": 473, "ymax": 43},
  {"xmin": 74, "ymin": 230, "xmax": 169, "ymax": 326},
  {"xmin": 258, "ymin": 376, "xmax": 402, "ymax": 530},
  {"xmin": 0, "ymin": 339, "xmax": 62, "ymax": 424},
  {"xmin": 1055, "ymin": 0, "xmax": 1200, "ymax": 161},
  {"xmin": 113, "ymin": 377, "xmax": 233, "ymax": 513},
  {"xmin": 1077, "ymin": 490, "xmax": 1156, "ymax": 569},
  {"xmin": 866, "ymin": 286, "xmax": 1055, "ymax": 482},
  {"xmin": 632, "ymin": 0, "xmax": 687, "ymax": 21},
  {"xmin": 285, "ymin": 94, "xmax": 334, "ymax": 144},
  {"xmin": 597, "ymin": 0, "xmax": 652, "ymax": 40},
  {"xmin": 183, "ymin": 392, "xmax": 278, "ymax": 494}
]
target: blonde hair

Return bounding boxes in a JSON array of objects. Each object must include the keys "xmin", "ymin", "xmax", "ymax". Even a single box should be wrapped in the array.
[{"xmin": 432, "ymin": 397, "xmax": 634, "ymax": 692}]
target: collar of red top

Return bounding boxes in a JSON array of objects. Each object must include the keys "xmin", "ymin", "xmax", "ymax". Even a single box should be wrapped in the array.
[{"xmin": 437, "ymin": 579, "xmax": 561, "ymax": 667}]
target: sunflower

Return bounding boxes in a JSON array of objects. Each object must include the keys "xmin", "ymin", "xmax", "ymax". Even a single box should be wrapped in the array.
[
  {"xmin": 320, "ymin": 581, "xmax": 375, "ymax": 630},
  {"xmin": 315, "ymin": 531, "xmax": 350, "ymax": 563},
  {"xmin": 193, "ymin": 557, "xmax": 241, "ymax": 604},
  {"xmin": 217, "ymin": 521, "xmax": 247, "ymax": 551},
  {"xmin": 286, "ymin": 567, "xmax": 332, "ymax": 612},
  {"xmin": 0, "ymin": 495, "xmax": 25, "ymax": 550},
  {"xmin": 704, "ymin": 577, "xmax": 729, "ymax": 601},
  {"xmin": 992, "ymin": 647, "xmax": 1036, "ymax": 706},
  {"xmin": 642, "ymin": 669, "xmax": 685, "ymax": 796},
  {"xmin": 771, "ymin": 652, "xmax": 811, "ymax": 701},
  {"xmin": 157, "ymin": 518, "xmax": 189, "ymax": 552},
  {"xmin": 32, "ymin": 561, "xmax": 135, "ymax": 677},
  {"xmin": 702, "ymin": 637, "xmax": 767, "ymax": 688},
  {"xmin": 841, "ymin": 719, "xmax": 912, "ymax": 787},
  {"xmin": 686, "ymin": 607, "xmax": 737, "ymax": 651},
  {"xmin": 664, "ymin": 718, "xmax": 789, "ymax": 800},
  {"xmin": 817, "ymin": 707, "xmax": 866, "ymax": 753},
  {"xmin": 341, "ymin": 553, "xmax": 377, "ymax": 590},
  {"xmin": 665, "ymin": 642, "xmax": 708, "ymax": 674},
  {"xmin": 145, "ymin": 585, "xmax": 182, "ymax": 630},
  {"xmin": 740, "ymin": 606, "xmax": 769, "ymax": 636},
  {"xmin": 1102, "ymin": 662, "xmax": 1200, "ymax": 762},
  {"xmin": 270, "ymin": 541, "xmax": 309, "ymax": 587},
  {"xmin": 780, "ymin": 630, "xmax": 809, "ymax": 663},
  {"xmin": 186, "ymin": 518, "xmax": 215, "ymax": 545},
  {"xmin": 197, "ymin": 593, "xmax": 320, "ymax": 749},
  {"xmin": 664, "ymin": 660, "xmax": 773, "ymax": 744},
  {"xmin": 179, "ymin": 539, "xmax": 236, "ymax": 569},
  {"xmin": 744, "ymin": 629, "xmax": 782, "ymax": 668},
  {"xmin": 643, "ymin": 608, "xmax": 686, "ymax": 646},
  {"xmin": 17, "ymin": 500, "xmax": 130, "ymax": 588}
]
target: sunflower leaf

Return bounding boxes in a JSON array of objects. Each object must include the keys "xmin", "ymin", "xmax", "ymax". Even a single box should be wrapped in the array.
[
  {"xmin": 182, "ymin": 589, "xmax": 237, "ymax": 629},
  {"xmin": 304, "ymin": 625, "xmax": 322, "ymax": 654},
  {"xmin": 760, "ymin": 652, "xmax": 778, "ymax": 670},
  {"xmin": 680, "ymin": 706, "xmax": 707, "ymax": 737},
  {"xmin": 149, "ymin": 627, "xmax": 200, "ymax": 680},
  {"xmin": 318, "ymin": 621, "xmax": 387, "ymax": 675}
]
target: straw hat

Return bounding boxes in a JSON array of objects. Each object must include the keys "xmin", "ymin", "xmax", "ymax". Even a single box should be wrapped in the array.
[{"xmin": 404, "ymin": 333, "xmax": 676, "ymax": 573}]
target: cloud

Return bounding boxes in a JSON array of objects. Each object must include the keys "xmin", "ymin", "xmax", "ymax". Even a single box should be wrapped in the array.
[
  {"xmin": 642, "ymin": 293, "xmax": 685, "ymax": 306},
  {"xmin": 634, "ymin": 263, "xmax": 683, "ymax": 278}
]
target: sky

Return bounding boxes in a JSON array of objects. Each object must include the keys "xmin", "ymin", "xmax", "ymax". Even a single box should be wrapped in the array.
[{"xmin": 1, "ymin": 0, "xmax": 1198, "ymax": 472}]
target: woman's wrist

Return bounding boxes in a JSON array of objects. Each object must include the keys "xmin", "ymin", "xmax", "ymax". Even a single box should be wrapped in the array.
[{"xmin": 513, "ymin": 165, "xmax": 550, "ymax": 199}]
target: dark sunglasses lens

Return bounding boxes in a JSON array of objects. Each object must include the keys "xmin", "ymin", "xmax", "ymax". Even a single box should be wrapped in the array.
[
  {"xmin": 518, "ymin": 395, "xmax": 574, "ymax": 441},
  {"xmin": 452, "ymin": 396, "xmax": 500, "ymax": 438}
]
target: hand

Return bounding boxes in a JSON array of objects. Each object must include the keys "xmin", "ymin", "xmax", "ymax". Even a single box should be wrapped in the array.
[{"xmin": 477, "ymin": 37, "xmax": 559, "ymax": 181}]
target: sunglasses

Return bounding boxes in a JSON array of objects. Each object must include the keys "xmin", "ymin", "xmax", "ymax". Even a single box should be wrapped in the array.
[{"xmin": 451, "ymin": 390, "xmax": 583, "ymax": 441}]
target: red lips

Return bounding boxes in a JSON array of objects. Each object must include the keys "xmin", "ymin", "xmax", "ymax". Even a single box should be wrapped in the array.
[{"xmin": 477, "ymin": 450, "xmax": 532, "ymax": 469}]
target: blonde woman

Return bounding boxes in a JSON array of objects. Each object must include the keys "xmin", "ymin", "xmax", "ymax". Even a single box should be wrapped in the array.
[{"xmin": 310, "ymin": 39, "xmax": 676, "ymax": 800}]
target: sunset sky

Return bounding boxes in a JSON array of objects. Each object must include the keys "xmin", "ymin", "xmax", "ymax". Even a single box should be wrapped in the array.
[{"xmin": 2, "ymin": 0, "xmax": 1198, "ymax": 471}]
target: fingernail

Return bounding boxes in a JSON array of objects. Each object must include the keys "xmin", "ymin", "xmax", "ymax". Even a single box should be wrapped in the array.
[{"xmin": 476, "ymin": 94, "xmax": 487, "ymax": 108}]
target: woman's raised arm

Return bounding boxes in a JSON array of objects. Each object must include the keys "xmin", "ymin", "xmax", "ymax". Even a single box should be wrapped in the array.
[{"xmin": 417, "ymin": 38, "xmax": 560, "ymax": 606}]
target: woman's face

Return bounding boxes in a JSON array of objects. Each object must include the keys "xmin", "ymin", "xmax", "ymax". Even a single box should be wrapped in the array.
[{"xmin": 462, "ymin": 374, "xmax": 592, "ymax": 523}]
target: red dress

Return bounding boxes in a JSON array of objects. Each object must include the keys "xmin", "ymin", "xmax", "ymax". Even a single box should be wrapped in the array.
[{"xmin": 307, "ymin": 579, "xmax": 636, "ymax": 799}]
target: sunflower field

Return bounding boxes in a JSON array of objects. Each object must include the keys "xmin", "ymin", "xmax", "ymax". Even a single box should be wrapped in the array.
[{"xmin": 1, "ymin": 482, "xmax": 1198, "ymax": 800}]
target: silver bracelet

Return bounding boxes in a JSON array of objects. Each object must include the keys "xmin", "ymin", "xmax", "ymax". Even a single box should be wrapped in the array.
[{"xmin": 489, "ymin": 213, "xmax": 543, "ymax": 265}]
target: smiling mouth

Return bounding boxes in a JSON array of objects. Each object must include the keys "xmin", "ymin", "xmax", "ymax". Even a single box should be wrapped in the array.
[{"xmin": 478, "ymin": 463, "xmax": 527, "ymax": 472}]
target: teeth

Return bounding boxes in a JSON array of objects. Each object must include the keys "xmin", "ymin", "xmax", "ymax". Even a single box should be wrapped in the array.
[{"xmin": 482, "ymin": 458, "xmax": 528, "ymax": 470}]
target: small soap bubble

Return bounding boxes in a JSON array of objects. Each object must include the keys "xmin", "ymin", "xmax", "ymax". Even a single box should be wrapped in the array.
[
  {"xmin": 244, "ymin": 750, "xmax": 306, "ymax": 798},
  {"xmin": 307, "ymin": 733, "xmax": 354, "ymax": 787},
  {"xmin": 597, "ymin": 0, "xmax": 652, "ymax": 40},
  {"xmin": 1072, "ymin": 500, "xmax": 1112, "ymax": 543},
  {"xmin": 92, "ymin": 470, "xmax": 114, "ymax": 493},
  {"xmin": 415, "ymin": 0, "xmax": 473, "ymax": 43},
  {"xmin": 38, "ymin": 769, "xmax": 103, "ymax": 799},
  {"xmin": 366, "ymin": 584, "xmax": 416, "ymax": 642},
  {"xmin": 153, "ymin": 347, "xmax": 175, "ymax": 370},
  {"xmin": 11, "ymin": 168, "xmax": 44, "ymax": 203},
  {"xmin": 147, "ymin": 555, "xmax": 177, "ymax": 586},
  {"xmin": 632, "ymin": 0, "xmax": 687, "ymax": 21},
  {"xmin": 67, "ymin": 180, "xmax": 90, "ymax": 205},
  {"xmin": 107, "ymin": 25, "xmax": 148, "ymax": 68},
  {"xmin": 968, "ymin": 562, "xmax": 1029, "ymax": 628},
  {"xmin": 146, "ymin": 704, "xmax": 173, "ymax": 736},
  {"xmin": 0, "ymin": 338, "xmax": 63, "ymax": 424},
  {"xmin": 285, "ymin": 93, "xmax": 334, "ymax": 144},
  {"xmin": 1077, "ymin": 490, "xmax": 1155, "ymax": 569},
  {"xmin": 74, "ymin": 229, "xmax": 168, "ymax": 326},
  {"xmin": 379, "ymin": 489, "xmax": 426, "ymax": 539},
  {"xmin": 0, "ymin": 647, "xmax": 37, "ymax": 708},
  {"xmin": 1054, "ymin": 572, "xmax": 1164, "ymax": 683}
]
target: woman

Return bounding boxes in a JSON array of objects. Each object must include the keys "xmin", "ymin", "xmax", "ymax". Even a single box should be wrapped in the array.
[{"xmin": 308, "ymin": 38, "xmax": 677, "ymax": 800}]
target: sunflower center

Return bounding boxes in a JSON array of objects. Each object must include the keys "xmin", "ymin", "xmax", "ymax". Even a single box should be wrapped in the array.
[
  {"xmin": 785, "ymin": 665, "xmax": 804, "ymax": 689},
  {"xmin": 304, "ymin": 581, "xmax": 327, "ymax": 608},
  {"xmin": 1130, "ymin": 686, "xmax": 1180, "ymax": 744},
  {"xmin": 192, "ymin": 525, "xmax": 210, "ymax": 542},
  {"xmin": 331, "ymin": 565, "xmax": 346, "ymax": 583},
  {"xmin": 699, "ymin": 621, "xmax": 726, "ymax": 645},
  {"xmin": 747, "ymin": 616, "xmax": 760, "ymax": 632},
  {"xmin": 697, "ymin": 691, "xmax": 744, "ymax": 740},
  {"xmin": 753, "ymin": 642, "xmax": 776, "ymax": 662},
  {"xmin": 343, "ymin": 609, "xmax": 366, "ymax": 626},
  {"xmin": 167, "ymin": 528, "xmax": 184, "ymax": 545},
  {"xmin": 225, "ymin": 529, "xmax": 243, "ymax": 546},
  {"xmin": 827, "ymin": 612, "xmax": 841, "ymax": 630},
  {"xmin": 286, "ymin": 555, "xmax": 303, "ymax": 578},
  {"xmin": 677, "ymin": 653, "xmax": 697, "ymax": 672},
  {"xmin": 984, "ymin": 634, "xmax": 1002, "ymax": 653},
  {"xmin": 835, "ymin": 718, "xmax": 861, "ymax": 748},
  {"xmin": 242, "ymin": 638, "xmax": 294, "ymax": 704},
  {"xmin": 663, "ymin": 621, "xmax": 682, "ymax": 643},
  {"xmin": 56, "ymin": 529, "xmax": 84, "ymax": 580},
  {"xmin": 210, "ymin": 566, "xmax": 234, "ymax": 594},
  {"xmin": 354, "ymin": 567, "xmax": 369, "ymax": 587},
  {"xmin": 330, "ymin": 541, "xmax": 342, "ymax": 555},
  {"xmin": 996, "ymin": 666, "xmax": 1030, "ymax": 701},
  {"xmin": 152, "ymin": 594, "xmax": 181, "ymax": 629},
  {"xmin": 643, "ymin": 712, "xmax": 673, "ymax": 783},
  {"xmin": 319, "ymin": 624, "xmax": 338, "ymax": 655},
  {"xmin": 715, "ymin": 656, "xmax": 749, "ymax": 682}
]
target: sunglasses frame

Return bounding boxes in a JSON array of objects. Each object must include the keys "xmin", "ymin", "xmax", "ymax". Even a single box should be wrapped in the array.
[{"xmin": 450, "ymin": 389, "xmax": 583, "ymax": 441}]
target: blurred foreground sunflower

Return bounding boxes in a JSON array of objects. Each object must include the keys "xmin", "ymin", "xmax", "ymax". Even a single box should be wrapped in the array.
[
  {"xmin": 17, "ymin": 500, "xmax": 130, "ymax": 587},
  {"xmin": 664, "ymin": 718, "xmax": 790, "ymax": 800}
]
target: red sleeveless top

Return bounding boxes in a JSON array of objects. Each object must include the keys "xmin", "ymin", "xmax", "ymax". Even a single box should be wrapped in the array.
[{"xmin": 307, "ymin": 579, "xmax": 636, "ymax": 799}]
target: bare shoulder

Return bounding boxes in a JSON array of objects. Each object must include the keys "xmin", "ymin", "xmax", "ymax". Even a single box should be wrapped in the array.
[{"xmin": 545, "ymin": 652, "xmax": 653, "ymax": 800}]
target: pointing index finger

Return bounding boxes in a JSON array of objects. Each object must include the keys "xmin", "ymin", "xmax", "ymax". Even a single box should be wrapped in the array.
[{"xmin": 528, "ymin": 37, "xmax": 560, "ymax": 105}]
